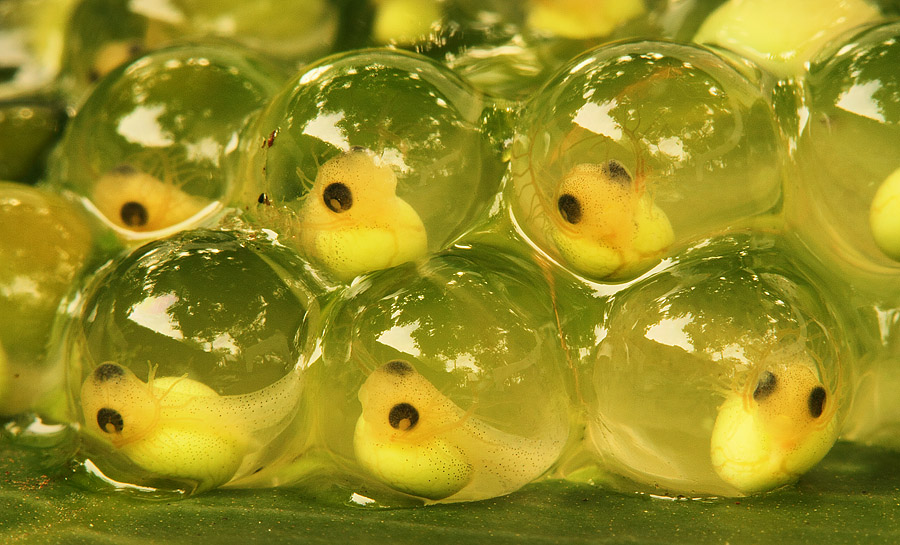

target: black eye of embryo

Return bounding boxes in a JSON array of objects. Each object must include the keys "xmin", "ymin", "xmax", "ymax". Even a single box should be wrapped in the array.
[
  {"xmin": 97, "ymin": 408, "xmax": 125, "ymax": 434},
  {"xmin": 753, "ymin": 371, "xmax": 778, "ymax": 401},
  {"xmin": 323, "ymin": 182, "xmax": 353, "ymax": 213},
  {"xmin": 120, "ymin": 201, "xmax": 149, "ymax": 227},
  {"xmin": 388, "ymin": 403, "xmax": 420, "ymax": 431},
  {"xmin": 93, "ymin": 363, "xmax": 125, "ymax": 383},
  {"xmin": 558, "ymin": 193, "xmax": 582, "ymax": 224},
  {"xmin": 808, "ymin": 386, "xmax": 827, "ymax": 418}
]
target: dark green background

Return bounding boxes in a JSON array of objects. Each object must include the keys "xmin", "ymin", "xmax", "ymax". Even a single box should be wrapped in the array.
[{"xmin": 2, "ymin": 435, "xmax": 897, "ymax": 544}]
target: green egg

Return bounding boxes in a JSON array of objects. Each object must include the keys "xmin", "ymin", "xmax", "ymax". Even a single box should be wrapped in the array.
[
  {"xmin": 573, "ymin": 233, "xmax": 850, "ymax": 496},
  {"xmin": 0, "ymin": 182, "xmax": 96, "ymax": 416},
  {"xmin": 235, "ymin": 48, "xmax": 504, "ymax": 282},
  {"xmin": 58, "ymin": 0, "xmax": 336, "ymax": 104},
  {"xmin": 693, "ymin": 0, "xmax": 882, "ymax": 79},
  {"xmin": 0, "ymin": 0, "xmax": 77, "ymax": 97},
  {"xmin": 64, "ymin": 229, "xmax": 325, "ymax": 494},
  {"xmin": 300, "ymin": 245, "xmax": 572, "ymax": 503},
  {"xmin": 510, "ymin": 40, "xmax": 782, "ymax": 283},
  {"xmin": 0, "ymin": 97, "xmax": 67, "ymax": 184},
  {"xmin": 49, "ymin": 43, "xmax": 285, "ymax": 245},
  {"xmin": 789, "ymin": 21, "xmax": 900, "ymax": 295}
]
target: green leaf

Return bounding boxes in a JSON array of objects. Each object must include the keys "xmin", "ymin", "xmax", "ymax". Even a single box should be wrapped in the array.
[{"xmin": 1, "ymin": 433, "xmax": 898, "ymax": 545}]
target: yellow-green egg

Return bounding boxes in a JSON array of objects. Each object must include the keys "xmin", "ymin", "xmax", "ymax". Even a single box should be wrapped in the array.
[
  {"xmin": 787, "ymin": 21, "xmax": 900, "ymax": 304},
  {"xmin": 527, "ymin": 0, "xmax": 645, "ymax": 39},
  {"xmin": 570, "ymin": 233, "xmax": 849, "ymax": 497},
  {"xmin": 693, "ymin": 0, "xmax": 882, "ymax": 79},
  {"xmin": 869, "ymin": 166, "xmax": 900, "ymax": 261},
  {"xmin": 235, "ymin": 48, "xmax": 504, "ymax": 282},
  {"xmin": 49, "ymin": 43, "xmax": 285, "ymax": 245},
  {"xmin": 0, "ymin": 182, "xmax": 96, "ymax": 417},
  {"xmin": 304, "ymin": 245, "xmax": 572, "ymax": 503},
  {"xmin": 510, "ymin": 40, "xmax": 782, "ymax": 283},
  {"xmin": 64, "ymin": 229, "xmax": 324, "ymax": 494}
]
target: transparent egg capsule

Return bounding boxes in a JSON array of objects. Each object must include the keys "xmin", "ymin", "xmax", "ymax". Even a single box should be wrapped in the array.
[
  {"xmin": 236, "ymin": 49, "xmax": 503, "ymax": 282},
  {"xmin": 693, "ymin": 0, "xmax": 883, "ymax": 79},
  {"xmin": 581, "ymin": 233, "xmax": 849, "ymax": 496},
  {"xmin": 0, "ymin": 0, "xmax": 77, "ymax": 98},
  {"xmin": 49, "ymin": 43, "xmax": 284, "ymax": 244},
  {"xmin": 64, "ymin": 229, "xmax": 323, "ymax": 494},
  {"xmin": 58, "ymin": 0, "xmax": 336, "ymax": 104},
  {"xmin": 0, "ymin": 182, "xmax": 96, "ymax": 417},
  {"xmin": 0, "ymin": 96, "xmax": 68, "ymax": 184},
  {"xmin": 305, "ymin": 245, "xmax": 571, "ymax": 504},
  {"xmin": 789, "ymin": 21, "xmax": 900, "ymax": 304},
  {"xmin": 510, "ymin": 40, "xmax": 782, "ymax": 283}
]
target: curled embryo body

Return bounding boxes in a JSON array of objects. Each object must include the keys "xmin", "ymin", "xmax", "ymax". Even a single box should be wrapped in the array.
[
  {"xmin": 293, "ymin": 148, "xmax": 428, "ymax": 281},
  {"xmin": 551, "ymin": 158, "xmax": 673, "ymax": 280},
  {"xmin": 79, "ymin": 362, "xmax": 303, "ymax": 490},
  {"xmin": 353, "ymin": 360, "xmax": 564, "ymax": 503}
]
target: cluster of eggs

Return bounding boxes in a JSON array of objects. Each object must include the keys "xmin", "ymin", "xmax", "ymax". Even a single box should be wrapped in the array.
[{"xmin": 1, "ymin": 0, "xmax": 899, "ymax": 505}]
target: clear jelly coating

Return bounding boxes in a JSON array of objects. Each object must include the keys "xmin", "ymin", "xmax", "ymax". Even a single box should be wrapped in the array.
[
  {"xmin": 65, "ymin": 229, "xmax": 322, "ymax": 494},
  {"xmin": 582, "ymin": 233, "xmax": 848, "ymax": 497},
  {"xmin": 306, "ymin": 245, "xmax": 571, "ymax": 503},
  {"xmin": 791, "ymin": 21, "xmax": 900, "ymax": 285},
  {"xmin": 693, "ymin": 0, "xmax": 882, "ymax": 79},
  {"xmin": 49, "ymin": 43, "xmax": 284, "ymax": 243},
  {"xmin": 0, "ymin": 182, "xmax": 94, "ymax": 415},
  {"xmin": 58, "ymin": 0, "xmax": 335, "ymax": 103},
  {"xmin": 236, "ymin": 48, "xmax": 503, "ymax": 282},
  {"xmin": 510, "ymin": 40, "xmax": 782, "ymax": 282}
]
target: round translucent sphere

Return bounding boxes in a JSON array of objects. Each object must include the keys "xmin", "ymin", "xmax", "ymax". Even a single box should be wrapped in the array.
[
  {"xmin": 49, "ymin": 43, "xmax": 284, "ymax": 243},
  {"xmin": 236, "ymin": 49, "xmax": 503, "ymax": 282},
  {"xmin": 64, "ymin": 229, "xmax": 323, "ymax": 494},
  {"xmin": 59, "ymin": 0, "xmax": 335, "ymax": 103},
  {"xmin": 0, "ymin": 182, "xmax": 95, "ymax": 416},
  {"xmin": 306, "ymin": 245, "xmax": 571, "ymax": 503},
  {"xmin": 790, "ymin": 21, "xmax": 900, "ymax": 301},
  {"xmin": 510, "ymin": 40, "xmax": 782, "ymax": 282},
  {"xmin": 583, "ymin": 233, "xmax": 849, "ymax": 497}
]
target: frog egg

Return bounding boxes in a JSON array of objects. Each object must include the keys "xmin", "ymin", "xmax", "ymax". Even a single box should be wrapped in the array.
[
  {"xmin": 236, "ymin": 48, "xmax": 504, "ymax": 282},
  {"xmin": 693, "ymin": 0, "xmax": 882, "ymax": 79},
  {"xmin": 0, "ymin": 97, "xmax": 68, "ymax": 184},
  {"xmin": 48, "ymin": 43, "xmax": 284, "ymax": 244},
  {"xmin": 789, "ymin": 21, "xmax": 900, "ymax": 304},
  {"xmin": 527, "ymin": 0, "xmax": 646, "ymax": 40},
  {"xmin": 0, "ymin": 182, "xmax": 96, "ymax": 416},
  {"xmin": 0, "ymin": 0, "xmax": 76, "ymax": 98},
  {"xmin": 510, "ymin": 40, "xmax": 783, "ymax": 283},
  {"xmin": 579, "ymin": 233, "xmax": 849, "ymax": 497},
  {"xmin": 306, "ymin": 245, "xmax": 572, "ymax": 503},
  {"xmin": 64, "ymin": 229, "xmax": 323, "ymax": 494},
  {"xmin": 59, "ymin": 0, "xmax": 336, "ymax": 104}
]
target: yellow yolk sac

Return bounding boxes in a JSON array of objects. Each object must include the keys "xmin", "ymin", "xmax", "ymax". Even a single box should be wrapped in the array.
[
  {"xmin": 527, "ymin": 0, "xmax": 646, "ymax": 39},
  {"xmin": 80, "ymin": 362, "xmax": 303, "ymax": 491},
  {"xmin": 295, "ymin": 148, "xmax": 428, "ymax": 281},
  {"xmin": 693, "ymin": 0, "xmax": 881, "ymax": 79},
  {"xmin": 89, "ymin": 165, "xmax": 213, "ymax": 239},
  {"xmin": 551, "ymin": 160, "xmax": 674, "ymax": 280},
  {"xmin": 710, "ymin": 362, "xmax": 838, "ymax": 494},
  {"xmin": 870, "ymin": 166, "xmax": 900, "ymax": 262},
  {"xmin": 354, "ymin": 360, "xmax": 562, "ymax": 503}
]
